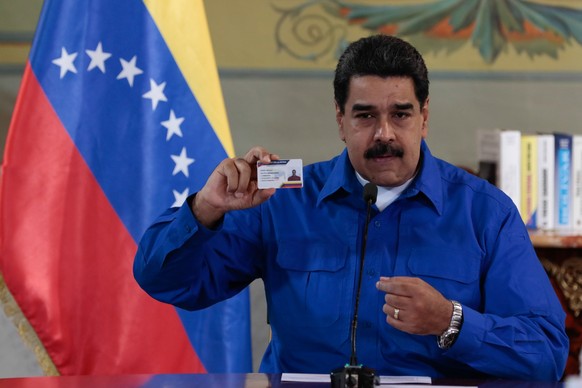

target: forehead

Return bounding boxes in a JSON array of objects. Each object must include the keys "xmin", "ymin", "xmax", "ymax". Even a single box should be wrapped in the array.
[{"xmin": 346, "ymin": 75, "xmax": 418, "ymax": 107}]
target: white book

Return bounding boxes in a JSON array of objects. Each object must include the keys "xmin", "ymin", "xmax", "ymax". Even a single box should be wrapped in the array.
[
  {"xmin": 477, "ymin": 128, "xmax": 521, "ymax": 210},
  {"xmin": 571, "ymin": 135, "xmax": 582, "ymax": 229},
  {"xmin": 537, "ymin": 134, "xmax": 555, "ymax": 230}
]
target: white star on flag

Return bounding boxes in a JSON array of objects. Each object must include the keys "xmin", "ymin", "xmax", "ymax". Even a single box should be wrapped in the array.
[
  {"xmin": 117, "ymin": 55, "xmax": 143, "ymax": 87},
  {"xmin": 142, "ymin": 79, "xmax": 168, "ymax": 111},
  {"xmin": 86, "ymin": 42, "xmax": 112, "ymax": 73},
  {"xmin": 171, "ymin": 147, "xmax": 195, "ymax": 177},
  {"xmin": 161, "ymin": 110, "xmax": 185, "ymax": 141},
  {"xmin": 172, "ymin": 188, "xmax": 190, "ymax": 207},
  {"xmin": 52, "ymin": 47, "xmax": 78, "ymax": 79}
]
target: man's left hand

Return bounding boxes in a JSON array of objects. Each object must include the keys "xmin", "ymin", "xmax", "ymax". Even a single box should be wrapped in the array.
[{"xmin": 376, "ymin": 276, "xmax": 453, "ymax": 336}]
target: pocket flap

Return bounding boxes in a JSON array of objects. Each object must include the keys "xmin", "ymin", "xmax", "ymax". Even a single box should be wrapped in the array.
[
  {"xmin": 407, "ymin": 247, "xmax": 480, "ymax": 284},
  {"xmin": 276, "ymin": 242, "xmax": 348, "ymax": 272}
]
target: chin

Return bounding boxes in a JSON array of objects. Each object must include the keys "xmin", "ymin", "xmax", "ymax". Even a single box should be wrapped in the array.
[
  {"xmin": 372, "ymin": 169, "xmax": 415, "ymax": 186},
  {"xmin": 369, "ymin": 178, "xmax": 398, "ymax": 187}
]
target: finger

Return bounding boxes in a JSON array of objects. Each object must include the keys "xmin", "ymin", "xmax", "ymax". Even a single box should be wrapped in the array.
[
  {"xmin": 383, "ymin": 297, "xmax": 402, "ymax": 316},
  {"xmin": 376, "ymin": 279, "xmax": 388, "ymax": 292},
  {"xmin": 392, "ymin": 307, "xmax": 401, "ymax": 321},
  {"xmin": 232, "ymin": 158, "xmax": 252, "ymax": 196},
  {"xmin": 384, "ymin": 293, "xmax": 406, "ymax": 309},
  {"xmin": 244, "ymin": 146, "xmax": 274, "ymax": 165},
  {"xmin": 383, "ymin": 304, "xmax": 403, "ymax": 323},
  {"xmin": 221, "ymin": 158, "xmax": 249, "ymax": 195},
  {"xmin": 254, "ymin": 187, "xmax": 276, "ymax": 205},
  {"xmin": 376, "ymin": 277, "xmax": 395, "ymax": 293},
  {"xmin": 377, "ymin": 277, "xmax": 416, "ymax": 297},
  {"xmin": 377, "ymin": 278, "xmax": 407, "ymax": 295},
  {"xmin": 220, "ymin": 160, "xmax": 239, "ymax": 194}
]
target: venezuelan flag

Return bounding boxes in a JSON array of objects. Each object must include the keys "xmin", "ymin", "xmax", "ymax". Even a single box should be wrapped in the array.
[{"xmin": 0, "ymin": 0, "xmax": 251, "ymax": 375}]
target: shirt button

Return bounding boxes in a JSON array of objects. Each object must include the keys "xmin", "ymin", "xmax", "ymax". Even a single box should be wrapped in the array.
[
  {"xmin": 374, "ymin": 220, "xmax": 381, "ymax": 228},
  {"xmin": 186, "ymin": 225, "xmax": 191, "ymax": 233},
  {"xmin": 367, "ymin": 269, "xmax": 376, "ymax": 277}
]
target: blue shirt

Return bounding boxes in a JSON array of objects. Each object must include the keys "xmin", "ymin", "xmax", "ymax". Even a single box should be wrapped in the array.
[{"xmin": 134, "ymin": 142, "xmax": 568, "ymax": 380}]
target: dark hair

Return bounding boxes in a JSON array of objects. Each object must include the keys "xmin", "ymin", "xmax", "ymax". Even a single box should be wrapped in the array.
[{"xmin": 333, "ymin": 34, "xmax": 429, "ymax": 113}]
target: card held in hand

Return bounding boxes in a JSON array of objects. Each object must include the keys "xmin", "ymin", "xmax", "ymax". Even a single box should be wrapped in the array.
[{"xmin": 257, "ymin": 159, "xmax": 303, "ymax": 189}]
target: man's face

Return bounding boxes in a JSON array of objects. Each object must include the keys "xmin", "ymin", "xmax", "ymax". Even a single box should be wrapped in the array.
[{"xmin": 336, "ymin": 75, "xmax": 429, "ymax": 187}]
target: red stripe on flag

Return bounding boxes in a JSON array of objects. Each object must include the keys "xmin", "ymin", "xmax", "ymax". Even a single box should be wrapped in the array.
[{"xmin": 0, "ymin": 64, "xmax": 205, "ymax": 375}]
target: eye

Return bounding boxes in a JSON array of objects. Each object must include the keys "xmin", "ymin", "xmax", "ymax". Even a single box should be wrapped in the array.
[
  {"xmin": 393, "ymin": 111, "xmax": 411, "ymax": 119},
  {"xmin": 355, "ymin": 113, "xmax": 374, "ymax": 119}
]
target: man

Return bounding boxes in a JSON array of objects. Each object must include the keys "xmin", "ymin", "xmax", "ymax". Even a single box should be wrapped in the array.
[
  {"xmin": 288, "ymin": 169, "xmax": 301, "ymax": 181},
  {"xmin": 134, "ymin": 35, "xmax": 568, "ymax": 380}
]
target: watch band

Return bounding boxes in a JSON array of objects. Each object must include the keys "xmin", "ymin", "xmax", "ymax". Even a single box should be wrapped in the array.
[{"xmin": 437, "ymin": 300, "xmax": 463, "ymax": 350}]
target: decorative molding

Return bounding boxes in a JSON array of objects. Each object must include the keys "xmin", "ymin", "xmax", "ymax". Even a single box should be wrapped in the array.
[
  {"xmin": 274, "ymin": 0, "xmax": 582, "ymax": 64},
  {"xmin": 541, "ymin": 257, "xmax": 582, "ymax": 317}
]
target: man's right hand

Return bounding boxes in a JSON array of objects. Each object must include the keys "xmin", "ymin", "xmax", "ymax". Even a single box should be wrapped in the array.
[{"xmin": 191, "ymin": 146, "xmax": 278, "ymax": 228}]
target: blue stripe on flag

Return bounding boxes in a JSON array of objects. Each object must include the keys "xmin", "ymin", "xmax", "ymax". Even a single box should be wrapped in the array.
[{"xmin": 177, "ymin": 291, "xmax": 253, "ymax": 372}]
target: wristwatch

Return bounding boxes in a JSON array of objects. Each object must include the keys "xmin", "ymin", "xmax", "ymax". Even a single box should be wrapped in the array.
[{"xmin": 437, "ymin": 300, "xmax": 463, "ymax": 350}]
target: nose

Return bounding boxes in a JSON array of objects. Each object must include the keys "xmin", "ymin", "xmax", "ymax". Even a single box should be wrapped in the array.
[{"xmin": 374, "ymin": 118, "xmax": 395, "ymax": 142}]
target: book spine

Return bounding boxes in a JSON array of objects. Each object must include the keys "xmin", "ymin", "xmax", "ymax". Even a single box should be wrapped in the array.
[
  {"xmin": 554, "ymin": 133, "xmax": 572, "ymax": 229},
  {"xmin": 571, "ymin": 135, "xmax": 582, "ymax": 229},
  {"xmin": 499, "ymin": 130, "xmax": 521, "ymax": 210},
  {"xmin": 476, "ymin": 128, "xmax": 501, "ymax": 185},
  {"xmin": 520, "ymin": 135, "xmax": 537, "ymax": 228},
  {"xmin": 537, "ymin": 135, "xmax": 555, "ymax": 230}
]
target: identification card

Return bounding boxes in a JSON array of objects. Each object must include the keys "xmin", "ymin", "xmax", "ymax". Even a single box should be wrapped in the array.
[{"xmin": 257, "ymin": 159, "xmax": 303, "ymax": 189}]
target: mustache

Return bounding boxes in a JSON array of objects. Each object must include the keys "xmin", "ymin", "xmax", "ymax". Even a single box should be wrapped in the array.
[{"xmin": 364, "ymin": 142, "xmax": 404, "ymax": 159}]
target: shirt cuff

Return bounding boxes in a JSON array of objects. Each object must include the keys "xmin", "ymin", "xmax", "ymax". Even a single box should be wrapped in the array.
[
  {"xmin": 170, "ymin": 194, "xmax": 224, "ymax": 245},
  {"xmin": 442, "ymin": 304, "xmax": 486, "ymax": 357}
]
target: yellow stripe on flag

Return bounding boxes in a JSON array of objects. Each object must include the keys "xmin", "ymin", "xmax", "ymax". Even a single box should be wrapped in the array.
[{"xmin": 143, "ymin": 0, "xmax": 235, "ymax": 158}]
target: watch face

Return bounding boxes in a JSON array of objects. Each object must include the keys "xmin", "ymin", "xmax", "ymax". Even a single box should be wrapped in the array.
[
  {"xmin": 439, "ymin": 329, "xmax": 459, "ymax": 349},
  {"xmin": 442, "ymin": 334, "xmax": 454, "ymax": 347}
]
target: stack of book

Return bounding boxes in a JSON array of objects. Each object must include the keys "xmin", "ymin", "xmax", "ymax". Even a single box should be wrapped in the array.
[{"xmin": 476, "ymin": 129, "xmax": 582, "ymax": 231}]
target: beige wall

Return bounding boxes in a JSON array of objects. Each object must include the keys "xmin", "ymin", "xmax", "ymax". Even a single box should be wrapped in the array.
[{"xmin": 223, "ymin": 74, "xmax": 582, "ymax": 169}]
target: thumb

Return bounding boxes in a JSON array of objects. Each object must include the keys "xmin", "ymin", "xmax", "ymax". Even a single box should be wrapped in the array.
[{"xmin": 253, "ymin": 188, "xmax": 276, "ymax": 205}]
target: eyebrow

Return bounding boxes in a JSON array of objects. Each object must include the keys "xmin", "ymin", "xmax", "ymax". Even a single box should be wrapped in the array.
[
  {"xmin": 351, "ymin": 102, "xmax": 415, "ymax": 112},
  {"xmin": 394, "ymin": 102, "xmax": 414, "ymax": 110},
  {"xmin": 352, "ymin": 103, "xmax": 375, "ymax": 111}
]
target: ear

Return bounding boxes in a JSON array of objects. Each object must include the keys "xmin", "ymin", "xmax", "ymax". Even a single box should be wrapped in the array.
[
  {"xmin": 335, "ymin": 101, "xmax": 346, "ymax": 142},
  {"xmin": 421, "ymin": 98, "xmax": 429, "ymax": 138}
]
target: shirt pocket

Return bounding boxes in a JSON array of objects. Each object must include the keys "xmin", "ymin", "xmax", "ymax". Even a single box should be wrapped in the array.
[
  {"xmin": 274, "ymin": 242, "xmax": 349, "ymax": 328},
  {"xmin": 406, "ymin": 247, "xmax": 481, "ymax": 300}
]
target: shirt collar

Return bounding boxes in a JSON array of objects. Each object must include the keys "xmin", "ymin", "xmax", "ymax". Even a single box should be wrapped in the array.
[
  {"xmin": 317, "ymin": 148, "xmax": 359, "ymax": 207},
  {"xmin": 409, "ymin": 140, "xmax": 444, "ymax": 215},
  {"xmin": 316, "ymin": 141, "xmax": 444, "ymax": 215},
  {"xmin": 356, "ymin": 171, "xmax": 414, "ymax": 212}
]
